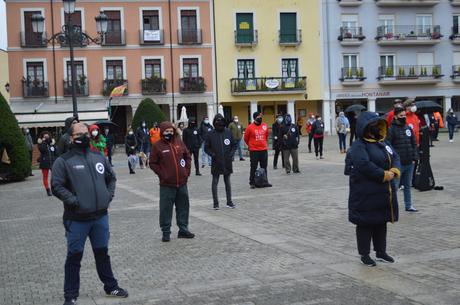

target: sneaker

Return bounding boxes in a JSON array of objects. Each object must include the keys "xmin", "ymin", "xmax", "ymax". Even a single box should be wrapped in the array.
[
  {"xmin": 196, "ymin": 172, "xmax": 202, "ymax": 176},
  {"xmin": 162, "ymin": 233, "xmax": 170, "ymax": 242},
  {"xmin": 399, "ymin": 185, "xmax": 404, "ymax": 190},
  {"xmin": 250, "ymin": 184, "xmax": 256, "ymax": 189},
  {"xmin": 213, "ymin": 204, "xmax": 219, "ymax": 210},
  {"xmin": 449, "ymin": 139, "xmax": 453, "ymax": 143},
  {"xmin": 405, "ymin": 206, "xmax": 418, "ymax": 212},
  {"xmin": 360, "ymin": 255, "xmax": 376, "ymax": 267},
  {"xmin": 226, "ymin": 203, "xmax": 236, "ymax": 209},
  {"xmin": 240, "ymin": 158, "xmax": 245, "ymax": 161},
  {"xmin": 293, "ymin": 170, "xmax": 301, "ymax": 174},
  {"xmin": 63, "ymin": 299, "xmax": 77, "ymax": 305},
  {"xmin": 376, "ymin": 252, "xmax": 395, "ymax": 263},
  {"xmin": 178, "ymin": 230, "xmax": 195, "ymax": 239},
  {"xmin": 106, "ymin": 287, "xmax": 129, "ymax": 298}
]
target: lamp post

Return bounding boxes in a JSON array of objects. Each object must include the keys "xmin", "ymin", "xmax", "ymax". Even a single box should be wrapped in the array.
[{"xmin": 31, "ymin": 0, "xmax": 108, "ymax": 118}]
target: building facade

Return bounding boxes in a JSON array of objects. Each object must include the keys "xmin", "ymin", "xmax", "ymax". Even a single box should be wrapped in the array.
[
  {"xmin": 323, "ymin": 0, "xmax": 460, "ymax": 134},
  {"xmin": 6, "ymin": 0, "xmax": 215, "ymax": 137},
  {"xmin": 214, "ymin": 0, "xmax": 323, "ymax": 132},
  {"xmin": 0, "ymin": 49, "xmax": 9, "ymax": 102}
]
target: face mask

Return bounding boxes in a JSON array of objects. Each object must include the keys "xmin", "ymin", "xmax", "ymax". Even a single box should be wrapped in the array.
[
  {"xmin": 234, "ymin": 119, "xmax": 239, "ymax": 123},
  {"xmin": 215, "ymin": 120, "xmax": 225, "ymax": 131},
  {"xmin": 311, "ymin": 116, "xmax": 315, "ymax": 119},
  {"xmin": 369, "ymin": 125, "xmax": 381, "ymax": 139},
  {"xmin": 410, "ymin": 106, "xmax": 417, "ymax": 113},
  {"xmin": 73, "ymin": 134, "xmax": 90, "ymax": 148},
  {"xmin": 317, "ymin": 117, "xmax": 322, "ymax": 121},
  {"xmin": 277, "ymin": 118, "xmax": 283, "ymax": 124},
  {"xmin": 204, "ymin": 120, "xmax": 209, "ymax": 125},
  {"xmin": 163, "ymin": 133, "xmax": 173, "ymax": 141},
  {"xmin": 128, "ymin": 131, "xmax": 134, "ymax": 135},
  {"xmin": 285, "ymin": 117, "xmax": 292, "ymax": 125},
  {"xmin": 104, "ymin": 129, "xmax": 109, "ymax": 134},
  {"xmin": 255, "ymin": 117, "xmax": 262, "ymax": 124},
  {"xmin": 91, "ymin": 130, "xmax": 99, "ymax": 137},
  {"xmin": 397, "ymin": 117, "xmax": 406, "ymax": 124},
  {"xmin": 25, "ymin": 129, "xmax": 30, "ymax": 134}
]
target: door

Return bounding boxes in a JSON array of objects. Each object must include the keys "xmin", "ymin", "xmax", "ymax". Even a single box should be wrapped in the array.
[
  {"xmin": 181, "ymin": 10, "xmax": 198, "ymax": 43},
  {"xmin": 378, "ymin": 15, "xmax": 395, "ymax": 36},
  {"xmin": 26, "ymin": 62, "xmax": 44, "ymax": 84},
  {"xmin": 24, "ymin": 11, "xmax": 42, "ymax": 45},
  {"xmin": 236, "ymin": 13, "xmax": 254, "ymax": 43},
  {"xmin": 106, "ymin": 60, "xmax": 123, "ymax": 80},
  {"xmin": 66, "ymin": 61, "xmax": 84, "ymax": 81},
  {"xmin": 145, "ymin": 59, "xmax": 161, "ymax": 78},
  {"xmin": 380, "ymin": 55, "xmax": 395, "ymax": 76},
  {"xmin": 183, "ymin": 58, "xmax": 199, "ymax": 79},
  {"xmin": 280, "ymin": 13, "xmax": 297, "ymax": 43},
  {"xmin": 416, "ymin": 15, "xmax": 432, "ymax": 36},
  {"xmin": 237, "ymin": 59, "xmax": 255, "ymax": 79},
  {"xmin": 105, "ymin": 11, "xmax": 122, "ymax": 44},
  {"xmin": 343, "ymin": 54, "xmax": 358, "ymax": 77}
]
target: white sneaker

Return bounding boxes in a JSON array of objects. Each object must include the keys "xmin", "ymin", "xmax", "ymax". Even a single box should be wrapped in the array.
[{"xmin": 449, "ymin": 139, "xmax": 453, "ymax": 143}]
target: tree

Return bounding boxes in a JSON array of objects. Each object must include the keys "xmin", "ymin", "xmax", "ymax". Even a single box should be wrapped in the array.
[
  {"xmin": 0, "ymin": 92, "xmax": 31, "ymax": 181},
  {"xmin": 132, "ymin": 98, "xmax": 167, "ymax": 130}
]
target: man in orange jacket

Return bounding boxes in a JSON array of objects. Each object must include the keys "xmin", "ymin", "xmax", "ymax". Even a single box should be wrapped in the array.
[
  {"xmin": 244, "ymin": 112, "xmax": 272, "ymax": 189},
  {"xmin": 432, "ymin": 112, "xmax": 444, "ymax": 141},
  {"xmin": 149, "ymin": 122, "xmax": 161, "ymax": 145}
]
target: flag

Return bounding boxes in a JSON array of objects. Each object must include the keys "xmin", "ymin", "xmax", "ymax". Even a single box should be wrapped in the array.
[{"xmin": 110, "ymin": 85, "xmax": 126, "ymax": 97}]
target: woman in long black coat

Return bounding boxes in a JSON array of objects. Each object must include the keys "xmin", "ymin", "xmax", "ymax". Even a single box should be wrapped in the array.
[
  {"xmin": 125, "ymin": 128, "xmax": 138, "ymax": 174},
  {"xmin": 348, "ymin": 111, "xmax": 401, "ymax": 267},
  {"xmin": 37, "ymin": 131, "xmax": 57, "ymax": 196},
  {"xmin": 205, "ymin": 114, "xmax": 237, "ymax": 210}
]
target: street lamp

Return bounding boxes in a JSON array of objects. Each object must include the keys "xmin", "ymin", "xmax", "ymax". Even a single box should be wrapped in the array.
[{"xmin": 31, "ymin": 1, "xmax": 108, "ymax": 118}]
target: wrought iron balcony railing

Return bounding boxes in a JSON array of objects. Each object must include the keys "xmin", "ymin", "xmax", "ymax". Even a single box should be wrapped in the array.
[
  {"xmin": 141, "ymin": 77, "xmax": 167, "ymax": 95},
  {"xmin": 101, "ymin": 30, "xmax": 126, "ymax": 46},
  {"xmin": 376, "ymin": 25, "xmax": 442, "ymax": 40},
  {"xmin": 20, "ymin": 32, "xmax": 47, "ymax": 48},
  {"xmin": 377, "ymin": 65, "xmax": 443, "ymax": 80},
  {"xmin": 230, "ymin": 77, "xmax": 307, "ymax": 93},
  {"xmin": 279, "ymin": 29, "xmax": 302, "ymax": 46},
  {"xmin": 340, "ymin": 67, "xmax": 366, "ymax": 81},
  {"xmin": 338, "ymin": 27, "xmax": 365, "ymax": 41},
  {"xmin": 22, "ymin": 80, "xmax": 49, "ymax": 97},
  {"xmin": 234, "ymin": 30, "xmax": 258, "ymax": 46},
  {"xmin": 179, "ymin": 77, "xmax": 206, "ymax": 93},
  {"xmin": 63, "ymin": 79, "xmax": 89, "ymax": 96},
  {"xmin": 178, "ymin": 29, "xmax": 203, "ymax": 45},
  {"xmin": 103, "ymin": 79, "xmax": 128, "ymax": 96}
]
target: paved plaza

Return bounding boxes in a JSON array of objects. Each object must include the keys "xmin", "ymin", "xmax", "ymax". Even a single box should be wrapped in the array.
[{"xmin": 1, "ymin": 134, "xmax": 459, "ymax": 305}]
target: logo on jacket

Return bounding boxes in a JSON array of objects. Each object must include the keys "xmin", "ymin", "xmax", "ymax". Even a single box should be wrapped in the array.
[
  {"xmin": 385, "ymin": 145, "xmax": 393, "ymax": 155},
  {"xmin": 193, "ymin": 130, "xmax": 198, "ymax": 135},
  {"xmin": 180, "ymin": 159, "xmax": 186, "ymax": 167},
  {"xmin": 291, "ymin": 128, "xmax": 296, "ymax": 132},
  {"xmin": 50, "ymin": 146, "xmax": 55, "ymax": 152},
  {"xmin": 262, "ymin": 125, "xmax": 267, "ymax": 131},
  {"xmin": 224, "ymin": 139, "xmax": 230, "ymax": 145},
  {"xmin": 406, "ymin": 129, "xmax": 412, "ymax": 137},
  {"xmin": 408, "ymin": 123, "xmax": 414, "ymax": 130},
  {"xmin": 95, "ymin": 162, "xmax": 105, "ymax": 174}
]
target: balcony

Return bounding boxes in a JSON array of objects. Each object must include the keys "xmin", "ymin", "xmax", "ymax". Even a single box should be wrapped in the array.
[
  {"xmin": 63, "ymin": 79, "xmax": 89, "ymax": 97},
  {"xmin": 338, "ymin": 0, "xmax": 363, "ymax": 7},
  {"xmin": 279, "ymin": 30, "xmax": 302, "ymax": 47},
  {"xmin": 376, "ymin": 25, "xmax": 442, "ymax": 46},
  {"xmin": 139, "ymin": 29, "xmax": 164, "ymax": 45},
  {"xmin": 340, "ymin": 67, "xmax": 366, "ymax": 86},
  {"xmin": 178, "ymin": 29, "xmax": 203, "ymax": 45},
  {"xmin": 338, "ymin": 27, "xmax": 365, "ymax": 46},
  {"xmin": 449, "ymin": 27, "xmax": 460, "ymax": 44},
  {"xmin": 103, "ymin": 79, "xmax": 128, "ymax": 96},
  {"xmin": 377, "ymin": 65, "xmax": 443, "ymax": 85},
  {"xmin": 451, "ymin": 66, "xmax": 460, "ymax": 83},
  {"xmin": 179, "ymin": 77, "xmax": 206, "ymax": 93},
  {"xmin": 234, "ymin": 30, "xmax": 258, "ymax": 47},
  {"xmin": 101, "ymin": 30, "xmax": 126, "ymax": 46},
  {"xmin": 141, "ymin": 77, "xmax": 167, "ymax": 95},
  {"xmin": 20, "ymin": 32, "xmax": 47, "ymax": 48},
  {"xmin": 375, "ymin": 0, "xmax": 440, "ymax": 7},
  {"xmin": 451, "ymin": 0, "xmax": 460, "ymax": 6},
  {"xmin": 230, "ymin": 77, "xmax": 307, "ymax": 96},
  {"xmin": 22, "ymin": 80, "xmax": 49, "ymax": 98}
]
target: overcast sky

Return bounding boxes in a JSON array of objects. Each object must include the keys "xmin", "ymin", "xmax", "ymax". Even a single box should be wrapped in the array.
[{"xmin": 0, "ymin": 1, "xmax": 7, "ymax": 51}]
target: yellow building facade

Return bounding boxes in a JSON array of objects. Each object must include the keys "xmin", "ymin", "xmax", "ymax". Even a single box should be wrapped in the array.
[
  {"xmin": 0, "ymin": 49, "xmax": 10, "ymax": 102},
  {"xmin": 214, "ymin": 0, "xmax": 322, "ymax": 132}
]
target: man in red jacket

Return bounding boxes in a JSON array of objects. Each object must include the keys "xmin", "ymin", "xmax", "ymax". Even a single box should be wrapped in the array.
[
  {"xmin": 149, "ymin": 122, "xmax": 195, "ymax": 242},
  {"xmin": 244, "ymin": 112, "xmax": 272, "ymax": 189}
]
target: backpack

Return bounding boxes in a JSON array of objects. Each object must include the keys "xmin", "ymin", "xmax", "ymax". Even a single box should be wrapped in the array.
[{"xmin": 254, "ymin": 167, "xmax": 268, "ymax": 188}]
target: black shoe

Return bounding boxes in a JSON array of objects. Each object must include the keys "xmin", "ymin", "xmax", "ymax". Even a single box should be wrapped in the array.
[
  {"xmin": 196, "ymin": 172, "xmax": 202, "ymax": 176},
  {"xmin": 286, "ymin": 171, "xmax": 291, "ymax": 174},
  {"xmin": 250, "ymin": 184, "xmax": 256, "ymax": 189},
  {"xmin": 263, "ymin": 183, "xmax": 272, "ymax": 188},
  {"xmin": 29, "ymin": 173, "xmax": 34, "ymax": 176},
  {"xmin": 178, "ymin": 230, "xmax": 195, "ymax": 239},
  {"xmin": 308, "ymin": 150, "xmax": 312, "ymax": 153},
  {"xmin": 46, "ymin": 188, "xmax": 52, "ymax": 196},
  {"xmin": 240, "ymin": 158, "xmax": 245, "ymax": 161},
  {"xmin": 63, "ymin": 299, "xmax": 77, "ymax": 305},
  {"xmin": 129, "ymin": 170, "xmax": 135, "ymax": 174},
  {"xmin": 360, "ymin": 255, "xmax": 376, "ymax": 267},
  {"xmin": 106, "ymin": 287, "xmax": 129, "ymax": 298},
  {"xmin": 162, "ymin": 233, "xmax": 170, "ymax": 242},
  {"xmin": 202, "ymin": 164, "xmax": 205, "ymax": 168},
  {"xmin": 273, "ymin": 166, "xmax": 277, "ymax": 170},
  {"xmin": 226, "ymin": 202, "xmax": 236, "ymax": 209},
  {"xmin": 293, "ymin": 170, "xmax": 301, "ymax": 174},
  {"xmin": 376, "ymin": 252, "xmax": 395, "ymax": 263},
  {"xmin": 213, "ymin": 204, "xmax": 219, "ymax": 210}
]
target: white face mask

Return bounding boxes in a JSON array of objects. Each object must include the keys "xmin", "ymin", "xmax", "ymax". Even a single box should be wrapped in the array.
[
  {"xmin": 128, "ymin": 131, "xmax": 134, "ymax": 135},
  {"xmin": 410, "ymin": 106, "xmax": 417, "ymax": 113},
  {"xmin": 234, "ymin": 118, "xmax": 239, "ymax": 123},
  {"xmin": 204, "ymin": 120, "xmax": 209, "ymax": 124},
  {"xmin": 318, "ymin": 117, "xmax": 322, "ymax": 121},
  {"xmin": 91, "ymin": 130, "xmax": 99, "ymax": 137},
  {"xmin": 277, "ymin": 118, "xmax": 283, "ymax": 124}
]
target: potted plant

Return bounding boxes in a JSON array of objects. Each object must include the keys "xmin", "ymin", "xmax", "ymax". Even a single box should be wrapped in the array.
[
  {"xmin": 358, "ymin": 67, "xmax": 364, "ymax": 80},
  {"xmin": 408, "ymin": 66, "xmax": 416, "ymax": 78},
  {"xmin": 347, "ymin": 68, "xmax": 354, "ymax": 79},
  {"xmin": 384, "ymin": 32, "xmax": 394, "ymax": 40},
  {"xmin": 385, "ymin": 66, "xmax": 394, "ymax": 79},
  {"xmin": 398, "ymin": 66, "xmax": 406, "ymax": 78}
]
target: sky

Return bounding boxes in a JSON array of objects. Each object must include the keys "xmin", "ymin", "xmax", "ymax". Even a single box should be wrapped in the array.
[{"xmin": 0, "ymin": 1, "xmax": 7, "ymax": 51}]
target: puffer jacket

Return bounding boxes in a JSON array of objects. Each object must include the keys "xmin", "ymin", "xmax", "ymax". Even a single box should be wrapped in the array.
[
  {"xmin": 387, "ymin": 119, "xmax": 418, "ymax": 165},
  {"xmin": 38, "ymin": 138, "xmax": 57, "ymax": 169},
  {"xmin": 280, "ymin": 124, "xmax": 300, "ymax": 150}
]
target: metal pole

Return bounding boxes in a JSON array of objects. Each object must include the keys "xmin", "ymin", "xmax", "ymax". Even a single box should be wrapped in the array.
[
  {"xmin": 66, "ymin": 13, "xmax": 78, "ymax": 117},
  {"xmin": 168, "ymin": 0, "xmax": 175, "ymax": 122},
  {"xmin": 50, "ymin": 0, "xmax": 58, "ymax": 104}
]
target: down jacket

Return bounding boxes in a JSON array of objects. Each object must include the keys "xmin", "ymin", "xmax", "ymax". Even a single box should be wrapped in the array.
[
  {"xmin": 38, "ymin": 138, "xmax": 57, "ymax": 169},
  {"xmin": 387, "ymin": 118, "xmax": 418, "ymax": 166}
]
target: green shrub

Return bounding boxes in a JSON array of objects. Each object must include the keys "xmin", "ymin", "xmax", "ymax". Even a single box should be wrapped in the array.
[
  {"xmin": 132, "ymin": 98, "xmax": 167, "ymax": 129},
  {"xmin": 0, "ymin": 92, "xmax": 31, "ymax": 181}
]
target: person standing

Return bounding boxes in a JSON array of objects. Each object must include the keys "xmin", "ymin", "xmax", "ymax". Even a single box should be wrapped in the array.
[
  {"xmin": 51, "ymin": 123, "xmax": 128, "ymax": 305},
  {"xmin": 199, "ymin": 116, "xmax": 213, "ymax": 168},
  {"xmin": 306, "ymin": 114, "xmax": 315, "ymax": 153},
  {"xmin": 104, "ymin": 127, "xmax": 114, "ymax": 166},
  {"xmin": 176, "ymin": 122, "xmax": 185, "ymax": 140},
  {"xmin": 387, "ymin": 106, "xmax": 419, "ymax": 212},
  {"xmin": 136, "ymin": 121, "xmax": 151, "ymax": 168},
  {"xmin": 296, "ymin": 116, "xmax": 304, "ymax": 136},
  {"xmin": 272, "ymin": 114, "xmax": 285, "ymax": 169},
  {"xmin": 125, "ymin": 128, "xmax": 138, "ymax": 174},
  {"xmin": 311, "ymin": 115, "xmax": 325, "ymax": 160},
  {"xmin": 432, "ymin": 111, "xmax": 444, "ymax": 141},
  {"xmin": 149, "ymin": 122, "xmax": 195, "ymax": 242},
  {"xmin": 57, "ymin": 116, "xmax": 79, "ymax": 155},
  {"xmin": 149, "ymin": 122, "xmax": 161, "ymax": 145},
  {"xmin": 23, "ymin": 128, "xmax": 34, "ymax": 176},
  {"xmin": 89, "ymin": 125, "xmax": 107, "ymax": 156},
  {"xmin": 182, "ymin": 119, "xmax": 202, "ymax": 176},
  {"xmin": 348, "ymin": 112, "xmax": 401, "ymax": 267},
  {"xmin": 244, "ymin": 112, "xmax": 272, "ymax": 189},
  {"xmin": 228, "ymin": 116, "xmax": 245, "ymax": 161},
  {"xmin": 38, "ymin": 131, "xmax": 57, "ymax": 196},
  {"xmin": 280, "ymin": 114, "xmax": 300, "ymax": 174},
  {"xmin": 336, "ymin": 112, "xmax": 350, "ymax": 153},
  {"xmin": 205, "ymin": 114, "xmax": 237, "ymax": 209},
  {"xmin": 446, "ymin": 108, "xmax": 458, "ymax": 143}
]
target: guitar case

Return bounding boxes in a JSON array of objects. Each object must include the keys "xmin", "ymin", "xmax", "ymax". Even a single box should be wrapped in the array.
[{"xmin": 413, "ymin": 127, "xmax": 435, "ymax": 191}]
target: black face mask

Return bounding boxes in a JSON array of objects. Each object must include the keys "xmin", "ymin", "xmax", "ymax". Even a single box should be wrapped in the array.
[
  {"xmin": 215, "ymin": 120, "xmax": 225, "ymax": 131},
  {"xmin": 73, "ymin": 135, "xmax": 90, "ymax": 148},
  {"xmin": 163, "ymin": 134, "xmax": 173, "ymax": 141},
  {"xmin": 285, "ymin": 117, "xmax": 292, "ymax": 125},
  {"xmin": 368, "ymin": 125, "xmax": 381, "ymax": 139},
  {"xmin": 397, "ymin": 117, "xmax": 406, "ymax": 125},
  {"xmin": 255, "ymin": 117, "xmax": 263, "ymax": 125}
]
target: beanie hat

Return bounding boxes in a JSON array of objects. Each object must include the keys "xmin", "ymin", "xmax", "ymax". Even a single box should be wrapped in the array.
[{"xmin": 253, "ymin": 111, "xmax": 261, "ymax": 120}]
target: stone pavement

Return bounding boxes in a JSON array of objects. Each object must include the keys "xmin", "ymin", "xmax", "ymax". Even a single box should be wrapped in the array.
[{"xmin": 1, "ymin": 134, "xmax": 459, "ymax": 305}]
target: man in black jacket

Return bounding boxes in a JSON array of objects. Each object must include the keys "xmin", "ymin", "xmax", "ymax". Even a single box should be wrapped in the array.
[
  {"xmin": 387, "ymin": 106, "xmax": 419, "ymax": 212},
  {"xmin": 51, "ymin": 123, "xmax": 128, "ymax": 305},
  {"xmin": 183, "ymin": 118, "xmax": 202, "ymax": 176},
  {"xmin": 205, "ymin": 114, "xmax": 237, "ymax": 210},
  {"xmin": 280, "ymin": 114, "xmax": 300, "ymax": 174},
  {"xmin": 57, "ymin": 116, "xmax": 79, "ymax": 155},
  {"xmin": 272, "ymin": 114, "xmax": 284, "ymax": 169}
]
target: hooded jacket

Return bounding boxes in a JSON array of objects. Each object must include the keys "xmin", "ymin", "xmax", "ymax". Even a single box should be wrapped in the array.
[
  {"xmin": 149, "ymin": 122, "xmax": 191, "ymax": 187},
  {"xmin": 387, "ymin": 118, "xmax": 418, "ymax": 166},
  {"xmin": 199, "ymin": 120, "xmax": 214, "ymax": 141},
  {"xmin": 57, "ymin": 116, "xmax": 78, "ymax": 155},
  {"xmin": 37, "ymin": 137, "xmax": 57, "ymax": 169},
  {"xmin": 447, "ymin": 112, "xmax": 458, "ymax": 126},
  {"xmin": 348, "ymin": 112, "xmax": 401, "ymax": 226},
  {"xmin": 182, "ymin": 122, "xmax": 202, "ymax": 150},
  {"xmin": 279, "ymin": 115, "xmax": 300, "ymax": 150},
  {"xmin": 205, "ymin": 114, "xmax": 237, "ymax": 176},
  {"xmin": 89, "ymin": 124, "xmax": 107, "ymax": 156},
  {"xmin": 136, "ymin": 123, "xmax": 151, "ymax": 149},
  {"xmin": 125, "ymin": 132, "xmax": 137, "ymax": 156}
]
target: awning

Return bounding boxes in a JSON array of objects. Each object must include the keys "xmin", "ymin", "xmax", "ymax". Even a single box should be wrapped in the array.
[{"xmin": 15, "ymin": 110, "xmax": 109, "ymax": 128}]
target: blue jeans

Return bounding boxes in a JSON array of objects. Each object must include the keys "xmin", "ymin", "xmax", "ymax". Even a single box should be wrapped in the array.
[
  {"xmin": 201, "ymin": 142, "xmax": 211, "ymax": 166},
  {"xmin": 338, "ymin": 133, "xmax": 347, "ymax": 151},
  {"xmin": 394, "ymin": 163, "xmax": 414, "ymax": 209},
  {"xmin": 448, "ymin": 124, "xmax": 455, "ymax": 140},
  {"xmin": 234, "ymin": 139, "xmax": 243, "ymax": 159},
  {"xmin": 63, "ymin": 215, "xmax": 118, "ymax": 299}
]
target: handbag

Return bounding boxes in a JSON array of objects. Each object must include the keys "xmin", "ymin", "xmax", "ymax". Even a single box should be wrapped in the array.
[{"xmin": 1, "ymin": 149, "xmax": 11, "ymax": 164}]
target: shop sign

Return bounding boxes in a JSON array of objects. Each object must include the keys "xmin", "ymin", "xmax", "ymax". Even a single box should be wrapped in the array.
[{"xmin": 335, "ymin": 91, "xmax": 391, "ymax": 99}]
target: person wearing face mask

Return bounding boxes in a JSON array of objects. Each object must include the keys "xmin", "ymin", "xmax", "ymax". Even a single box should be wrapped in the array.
[
  {"xmin": 387, "ymin": 106, "xmax": 419, "ymax": 212},
  {"xmin": 104, "ymin": 128, "xmax": 114, "ymax": 166},
  {"xmin": 136, "ymin": 121, "xmax": 151, "ymax": 169},
  {"xmin": 125, "ymin": 128, "xmax": 138, "ymax": 174},
  {"xmin": 182, "ymin": 119, "xmax": 203, "ymax": 176},
  {"xmin": 149, "ymin": 122, "xmax": 194, "ymax": 242},
  {"xmin": 57, "ymin": 116, "xmax": 79, "ymax": 155},
  {"xmin": 311, "ymin": 115, "xmax": 325, "ymax": 160},
  {"xmin": 38, "ymin": 131, "xmax": 57, "ymax": 196},
  {"xmin": 272, "ymin": 114, "xmax": 285, "ymax": 169},
  {"xmin": 228, "ymin": 116, "xmax": 245, "ymax": 161},
  {"xmin": 446, "ymin": 108, "xmax": 458, "ymax": 143},
  {"xmin": 88, "ymin": 124, "xmax": 107, "ymax": 156},
  {"xmin": 51, "ymin": 123, "xmax": 128, "ymax": 305},
  {"xmin": 336, "ymin": 112, "xmax": 350, "ymax": 153},
  {"xmin": 306, "ymin": 114, "xmax": 315, "ymax": 153},
  {"xmin": 205, "ymin": 114, "xmax": 237, "ymax": 209},
  {"xmin": 23, "ymin": 128, "xmax": 34, "ymax": 176},
  {"xmin": 402, "ymin": 99, "xmax": 420, "ymax": 146},
  {"xmin": 199, "ymin": 116, "xmax": 213, "ymax": 167},
  {"xmin": 347, "ymin": 112, "xmax": 401, "ymax": 267},
  {"xmin": 280, "ymin": 114, "xmax": 300, "ymax": 174},
  {"xmin": 244, "ymin": 112, "xmax": 272, "ymax": 189}
]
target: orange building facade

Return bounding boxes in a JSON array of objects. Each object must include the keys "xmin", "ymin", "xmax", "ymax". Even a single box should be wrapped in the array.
[{"xmin": 6, "ymin": 0, "xmax": 215, "ymax": 136}]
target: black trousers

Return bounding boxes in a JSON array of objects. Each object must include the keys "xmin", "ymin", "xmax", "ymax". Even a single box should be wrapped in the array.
[
  {"xmin": 313, "ymin": 137, "xmax": 324, "ymax": 157},
  {"xmin": 191, "ymin": 148, "xmax": 200, "ymax": 174},
  {"xmin": 308, "ymin": 134, "xmax": 313, "ymax": 152},
  {"xmin": 273, "ymin": 143, "xmax": 284, "ymax": 168},
  {"xmin": 356, "ymin": 224, "xmax": 387, "ymax": 256},
  {"xmin": 212, "ymin": 174, "xmax": 232, "ymax": 205},
  {"xmin": 249, "ymin": 150, "xmax": 268, "ymax": 185},
  {"xmin": 28, "ymin": 150, "xmax": 33, "ymax": 175},
  {"xmin": 107, "ymin": 146, "xmax": 113, "ymax": 165},
  {"xmin": 349, "ymin": 127, "xmax": 356, "ymax": 147}
]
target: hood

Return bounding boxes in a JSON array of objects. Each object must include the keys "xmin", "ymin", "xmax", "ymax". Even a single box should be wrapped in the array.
[
  {"xmin": 159, "ymin": 121, "xmax": 176, "ymax": 139},
  {"xmin": 339, "ymin": 112, "xmax": 345, "ymax": 118},
  {"xmin": 356, "ymin": 111, "xmax": 387, "ymax": 140},
  {"xmin": 89, "ymin": 124, "xmax": 101, "ymax": 134},
  {"xmin": 64, "ymin": 116, "xmax": 78, "ymax": 133},
  {"xmin": 213, "ymin": 113, "xmax": 225, "ymax": 126}
]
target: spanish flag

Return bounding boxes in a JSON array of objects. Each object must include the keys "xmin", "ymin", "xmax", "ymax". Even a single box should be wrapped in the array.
[{"xmin": 110, "ymin": 85, "xmax": 127, "ymax": 97}]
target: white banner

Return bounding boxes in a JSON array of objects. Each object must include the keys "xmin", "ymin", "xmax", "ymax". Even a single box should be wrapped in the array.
[{"xmin": 144, "ymin": 30, "xmax": 161, "ymax": 42}]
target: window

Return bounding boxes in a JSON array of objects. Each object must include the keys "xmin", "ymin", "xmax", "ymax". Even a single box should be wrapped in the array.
[
  {"xmin": 145, "ymin": 59, "xmax": 161, "ymax": 78},
  {"xmin": 183, "ymin": 58, "xmax": 199, "ymax": 78},
  {"xmin": 379, "ymin": 15, "xmax": 395, "ymax": 35},
  {"xmin": 104, "ymin": 10, "xmax": 122, "ymax": 44},
  {"xmin": 282, "ymin": 59, "xmax": 298, "ymax": 78},
  {"xmin": 341, "ymin": 15, "xmax": 358, "ymax": 36},
  {"xmin": 26, "ymin": 62, "xmax": 44, "ymax": 82},
  {"xmin": 66, "ymin": 60, "xmax": 84, "ymax": 80},
  {"xmin": 143, "ymin": 10, "xmax": 159, "ymax": 30},
  {"xmin": 417, "ymin": 52, "xmax": 434, "ymax": 66},
  {"xmin": 343, "ymin": 54, "xmax": 358, "ymax": 68},
  {"xmin": 64, "ymin": 10, "xmax": 82, "ymax": 30},
  {"xmin": 416, "ymin": 15, "xmax": 433, "ymax": 36},
  {"xmin": 106, "ymin": 60, "xmax": 123, "ymax": 80},
  {"xmin": 23, "ymin": 11, "xmax": 44, "ymax": 46},
  {"xmin": 237, "ymin": 59, "xmax": 255, "ymax": 79},
  {"xmin": 280, "ymin": 12, "xmax": 298, "ymax": 43},
  {"xmin": 236, "ymin": 13, "xmax": 254, "ymax": 43},
  {"xmin": 454, "ymin": 15, "xmax": 460, "ymax": 35},
  {"xmin": 454, "ymin": 52, "xmax": 460, "ymax": 65},
  {"xmin": 380, "ymin": 54, "xmax": 395, "ymax": 76},
  {"xmin": 180, "ymin": 10, "xmax": 198, "ymax": 43}
]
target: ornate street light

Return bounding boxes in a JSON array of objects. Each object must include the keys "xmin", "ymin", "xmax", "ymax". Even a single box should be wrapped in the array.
[{"xmin": 31, "ymin": 1, "xmax": 108, "ymax": 118}]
